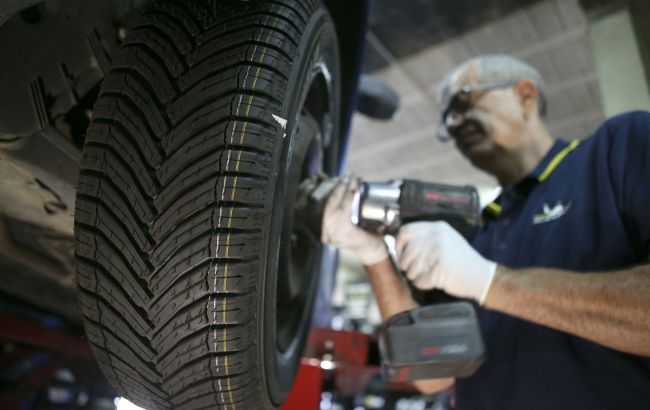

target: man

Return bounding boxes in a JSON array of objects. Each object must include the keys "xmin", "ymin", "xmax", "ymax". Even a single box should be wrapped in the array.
[{"xmin": 322, "ymin": 55, "xmax": 650, "ymax": 409}]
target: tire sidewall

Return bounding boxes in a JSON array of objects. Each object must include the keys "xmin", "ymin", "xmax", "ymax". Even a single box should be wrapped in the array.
[{"xmin": 259, "ymin": 8, "xmax": 341, "ymax": 407}]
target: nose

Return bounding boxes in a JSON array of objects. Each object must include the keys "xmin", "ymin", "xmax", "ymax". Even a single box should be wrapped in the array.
[
  {"xmin": 445, "ymin": 111, "xmax": 464, "ymax": 129},
  {"xmin": 444, "ymin": 111, "xmax": 465, "ymax": 138}
]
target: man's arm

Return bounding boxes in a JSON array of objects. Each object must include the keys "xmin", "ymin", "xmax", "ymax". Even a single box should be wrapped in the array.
[
  {"xmin": 484, "ymin": 264, "xmax": 650, "ymax": 356},
  {"xmin": 364, "ymin": 258, "xmax": 455, "ymax": 394},
  {"xmin": 396, "ymin": 221, "xmax": 650, "ymax": 357},
  {"xmin": 364, "ymin": 258, "xmax": 418, "ymax": 318}
]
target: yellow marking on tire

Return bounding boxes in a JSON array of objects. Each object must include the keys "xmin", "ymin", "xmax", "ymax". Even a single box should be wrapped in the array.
[{"xmin": 220, "ymin": 18, "xmax": 279, "ymax": 408}]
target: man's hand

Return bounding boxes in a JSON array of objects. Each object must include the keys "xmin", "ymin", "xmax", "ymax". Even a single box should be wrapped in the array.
[
  {"xmin": 321, "ymin": 175, "xmax": 389, "ymax": 266},
  {"xmin": 395, "ymin": 221, "xmax": 497, "ymax": 304}
]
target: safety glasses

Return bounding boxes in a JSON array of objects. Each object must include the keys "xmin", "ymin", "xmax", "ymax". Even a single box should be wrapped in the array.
[{"xmin": 435, "ymin": 80, "xmax": 516, "ymax": 141}]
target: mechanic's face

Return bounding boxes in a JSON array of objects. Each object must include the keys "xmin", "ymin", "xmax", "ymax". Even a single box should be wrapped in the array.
[{"xmin": 443, "ymin": 66, "xmax": 529, "ymax": 169}]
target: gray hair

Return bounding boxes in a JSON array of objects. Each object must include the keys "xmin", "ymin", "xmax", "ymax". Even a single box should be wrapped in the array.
[{"xmin": 436, "ymin": 54, "xmax": 548, "ymax": 117}]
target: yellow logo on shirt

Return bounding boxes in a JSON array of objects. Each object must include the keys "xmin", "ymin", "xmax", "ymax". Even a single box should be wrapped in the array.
[{"xmin": 533, "ymin": 201, "xmax": 571, "ymax": 224}]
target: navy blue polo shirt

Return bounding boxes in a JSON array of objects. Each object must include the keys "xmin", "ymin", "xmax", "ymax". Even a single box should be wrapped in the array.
[{"xmin": 456, "ymin": 111, "xmax": 650, "ymax": 410}]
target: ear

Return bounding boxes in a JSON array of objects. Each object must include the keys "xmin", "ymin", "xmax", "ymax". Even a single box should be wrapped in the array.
[{"xmin": 514, "ymin": 78, "xmax": 539, "ymax": 120}]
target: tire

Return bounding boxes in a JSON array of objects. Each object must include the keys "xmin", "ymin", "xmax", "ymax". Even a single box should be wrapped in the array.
[{"xmin": 74, "ymin": 1, "xmax": 340, "ymax": 409}]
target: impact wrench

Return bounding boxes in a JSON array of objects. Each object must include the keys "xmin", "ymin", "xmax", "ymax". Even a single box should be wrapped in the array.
[{"xmin": 297, "ymin": 176, "xmax": 487, "ymax": 382}]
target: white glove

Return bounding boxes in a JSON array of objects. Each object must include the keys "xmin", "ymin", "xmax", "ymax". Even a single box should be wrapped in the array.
[
  {"xmin": 395, "ymin": 221, "xmax": 497, "ymax": 304},
  {"xmin": 321, "ymin": 175, "xmax": 389, "ymax": 266}
]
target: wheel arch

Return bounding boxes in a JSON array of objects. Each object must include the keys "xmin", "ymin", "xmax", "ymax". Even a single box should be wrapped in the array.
[{"xmin": 323, "ymin": 0, "xmax": 371, "ymax": 173}]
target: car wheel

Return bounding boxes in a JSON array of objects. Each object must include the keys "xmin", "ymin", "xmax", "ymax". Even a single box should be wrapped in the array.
[{"xmin": 74, "ymin": 0, "xmax": 340, "ymax": 408}]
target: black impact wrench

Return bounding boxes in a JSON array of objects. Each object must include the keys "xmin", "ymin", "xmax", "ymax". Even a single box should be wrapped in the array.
[{"xmin": 297, "ymin": 176, "xmax": 486, "ymax": 382}]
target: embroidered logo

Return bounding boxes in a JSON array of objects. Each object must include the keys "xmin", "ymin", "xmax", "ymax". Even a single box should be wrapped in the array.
[{"xmin": 533, "ymin": 201, "xmax": 571, "ymax": 224}]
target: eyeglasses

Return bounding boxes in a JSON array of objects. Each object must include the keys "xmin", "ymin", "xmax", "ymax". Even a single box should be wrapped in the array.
[{"xmin": 435, "ymin": 80, "xmax": 516, "ymax": 141}]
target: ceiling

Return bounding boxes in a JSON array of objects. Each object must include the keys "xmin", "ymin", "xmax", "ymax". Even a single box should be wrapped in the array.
[
  {"xmin": 362, "ymin": 0, "xmax": 540, "ymax": 72},
  {"xmin": 345, "ymin": 0, "xmax": 604, "ymax": 197}
]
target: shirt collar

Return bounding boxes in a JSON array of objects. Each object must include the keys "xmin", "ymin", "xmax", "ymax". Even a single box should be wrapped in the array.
[
  {"xmin": 483, "ymin": 139, "xmax": 580, "ymax": 219},
  {"xmin": 526, "ymin": 139, "xmax": 580, "ymax": 182}
]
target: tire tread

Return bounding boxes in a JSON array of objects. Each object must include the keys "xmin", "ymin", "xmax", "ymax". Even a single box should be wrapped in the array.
[{"xmin": 76, "ymin": 1, "xmax": 324, "ymax": 408}]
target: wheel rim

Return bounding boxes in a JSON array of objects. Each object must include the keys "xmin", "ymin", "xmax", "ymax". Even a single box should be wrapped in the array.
[{"xmin": 276, "ymin": 70, "xmax": 333, "ymax": 353}]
